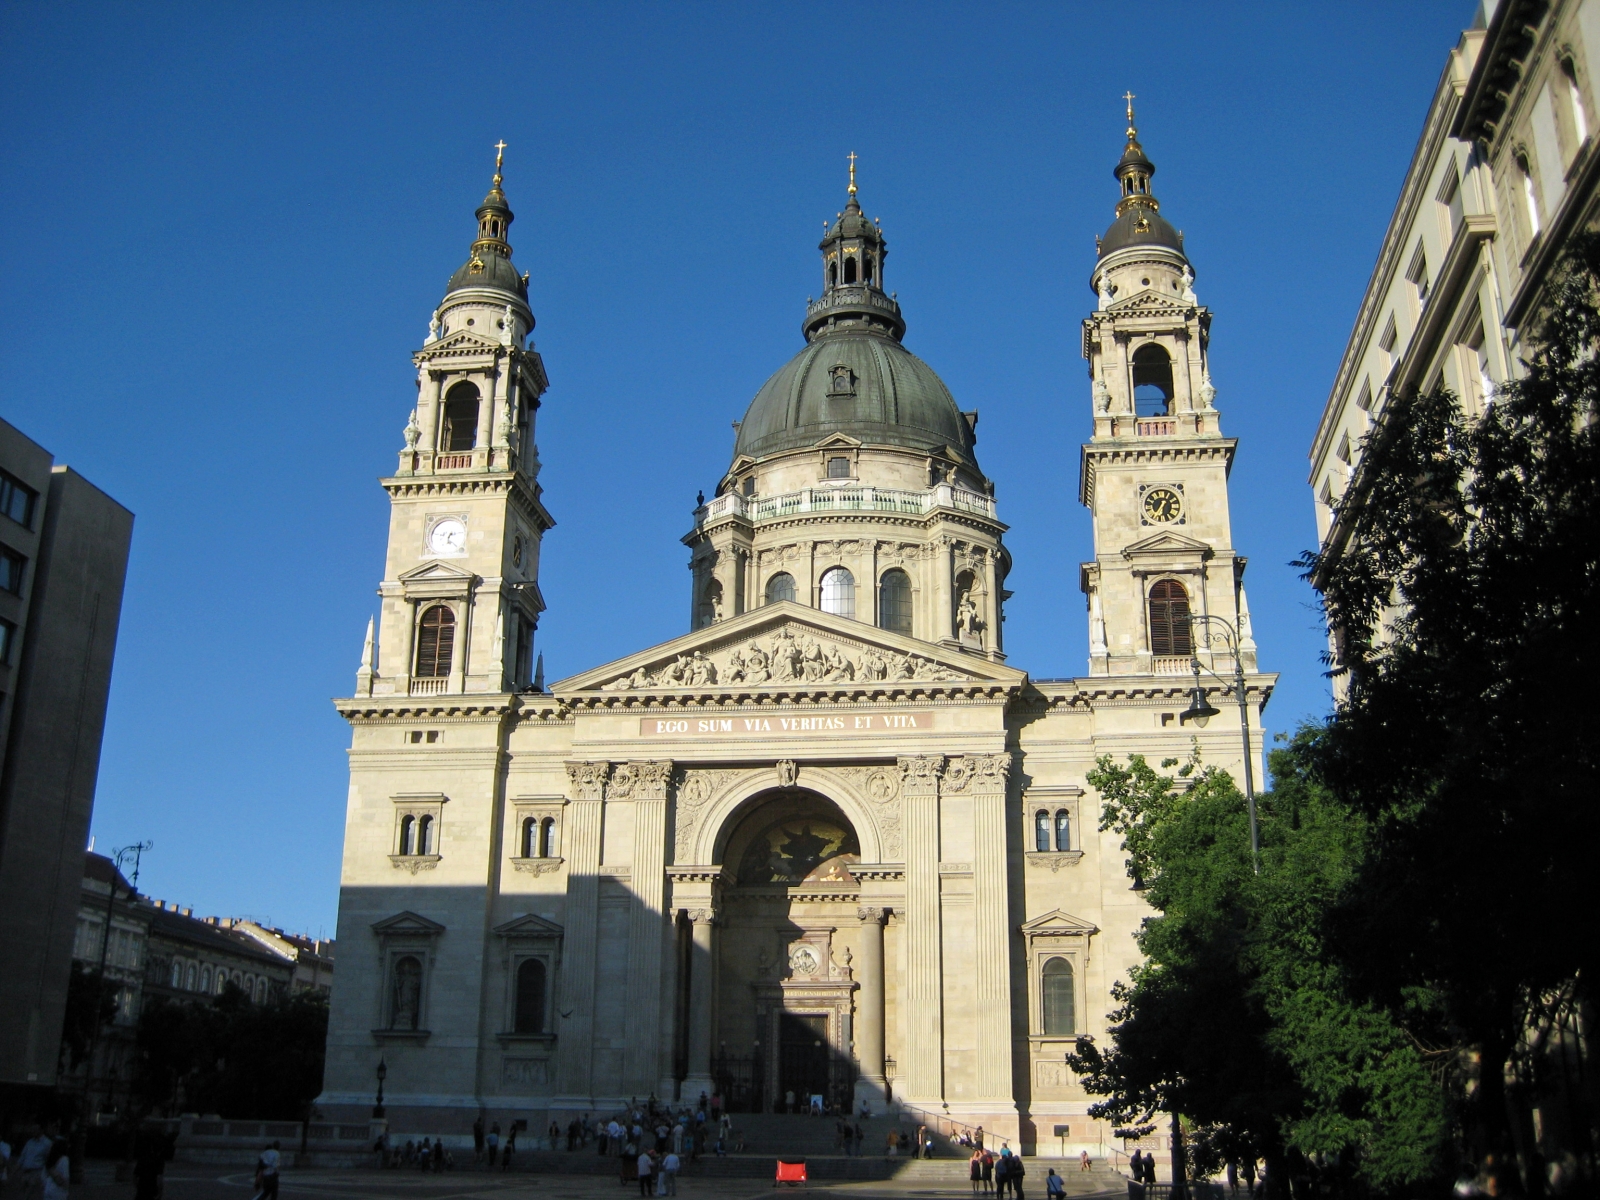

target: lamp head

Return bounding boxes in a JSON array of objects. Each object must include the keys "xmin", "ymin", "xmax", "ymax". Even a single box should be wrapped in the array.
[
  {"xmin": 376, "ymin": 1058, "xmax": 387, "ymax": 1082},
  {"xmin": 1180, "ymin": 660, "xmax": 1220, "ymax": 727}
]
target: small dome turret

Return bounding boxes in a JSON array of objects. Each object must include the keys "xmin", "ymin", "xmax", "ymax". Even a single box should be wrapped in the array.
[
  {"xmin": 1096, "ymin": 96, "xmax": 1186, "ymax": 264},
  {"xmin": 445, "ymin": 141, "xmax": 532, "ymax": 304}
]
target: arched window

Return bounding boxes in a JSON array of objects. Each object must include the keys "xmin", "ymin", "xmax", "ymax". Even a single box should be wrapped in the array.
[
  {"xmin": 171, "ymin": 961, "xmax": 183, "ymax": 988},
  {"xmin": 1148, "ymin": 579, "xmax": 1193, "ymax": 657},
  {"xmin": 416, "ymin": 814, "xmax": 434, "ymax": 856},
  {"xmin": 521, "ymin": 817, "xmax": 537, "ymax": 858},
  {"xmin": 1042, "ymin": 957, "xmax": 1076, "ymax": 1035},
  {"xmin": 878, "ymin": 568, "xmax": 913, "ymax": 634},
  {"xmin": 257, "ymin": 978, "xmax": 268, "ymax": 1003},
  {"xmin": 540, "ymin": 817, "xmax": 557, "ymax": 858},
  {"xmin": 1055, "ymin": 810, "xmax": 1071, "ymax": 852},
  {"xmin": 398, "ymin": 814, "xmax": 415, "ymax": 856},
  {"xmin": 820, "ymin": 567, "xmax": 855, "ymax": 619},
  {"xmin": 515, "ymin": 958, "xmax": 547, "ymax": 1033},
  {"xmin": 442, "ymin": 382, "xmax": 480, "ymax": 452},
  {"xmin": 1561, "ymin": 57, "xmax": 1588, "ymax": 145},
  {"xmin": 1517, "ymin": 152, "xmax": 1542, "ymax": 237},
  {"xmin": 1034, "ymin": 810, "xmax": 1051, "ymax": 853},
  {"xmin": 414, "ymin": 606, "xmax": 455, "ymax": 678},
  {"xmin": 765, "ymin": 573, "xmax": 796, "ymax": 605},
  {"xmin": 698, "ymin": 579, "xmax": 723, "ymax": 629},
  {"xmin": 827, "ymin": 261, "xmax": 837, "ymax": 287},
  {"xmin": 217, "ymin": 972, "xmax": 227, "ymax": 995},
  {"xmin": 186, "ymin": 963, "xmax": 197, "ymax": 991},
  {"xmin": 201, "ymin": 966, "xmax": 212, "ymax": 993},
  {"xmin": 390, "ymin": 956, "xmax": 423, "ymax": 1030},
  {"xmin": 843, "ymin": 255, "xmax": 858, "ymax": 284},
  {"xmin": 1131, "ymin": 343, "xmax": 1174, "ymax": 416},
  {"xmin": 863, "ymin": 255, "xmax": 874, "ymax": 284}
]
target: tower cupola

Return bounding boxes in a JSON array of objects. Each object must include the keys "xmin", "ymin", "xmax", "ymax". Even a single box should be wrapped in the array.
[
  {"xmin": 445, "ymin": 142, "xmax": 531, "ymax": 303},
  {"xmin": 1095, "ymin": 95, "xmax": 1187, "ymax": 269},
  {"xmin": 803, "ymin": 154, "xmax": 905, "ymax": 342}
]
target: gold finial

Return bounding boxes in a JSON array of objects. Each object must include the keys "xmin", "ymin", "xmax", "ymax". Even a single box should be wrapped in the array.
[
  {"xmin": 847, "ymin": 151, "xmax": 858, "ymax": 196},
  {"xmin": 493, "ymin": 139, "xmax": 507, "ymax": 185},
  {"xmin": 1123, "ymin": 92, "xmax": 1137, "ymax": 139}
]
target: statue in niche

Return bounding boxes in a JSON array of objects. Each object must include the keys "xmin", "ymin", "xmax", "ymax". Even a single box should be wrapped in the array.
[
  {"xmin": 775, "ymin": 759, "xmax": 798, "ymax": 788},
  {"xmin": 957, "ymin": 592, "xmax": 981, "ymax": 638},
  {"xmin": 1093, "ymin": 379, "xmax": 1111, "ymax": 414},
  {"xmin": 390, "ymin": 957, "xmax": 422, "ymax": 1031}
]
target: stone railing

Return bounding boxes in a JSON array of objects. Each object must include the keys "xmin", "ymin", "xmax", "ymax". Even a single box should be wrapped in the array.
[
  {"xmin": 409, "ymin": 677, "xmax": 448, "ymax": 696},
  {"xmin": 1136, "ymin": 418, "xmax": 1177, "ymax": 436},
  {"xmin": 1152, "ymin": 656, "xmax": 1192, "ymax": 675},
  {"xmin": 696, "ymin": 483, "xmax": 996, "ymax": 527}
]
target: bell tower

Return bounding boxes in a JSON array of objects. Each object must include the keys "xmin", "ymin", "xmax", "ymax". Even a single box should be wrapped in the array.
[
  {"xmin": 357, "ymin": 145, "xmax": 554, "ymax": 699},
  {"xmin": 1078, "ymin": 101, "xmax": 1257, "ymax": 678}
]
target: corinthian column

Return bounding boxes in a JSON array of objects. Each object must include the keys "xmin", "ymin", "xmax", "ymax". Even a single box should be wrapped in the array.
[
  {"xmin": 553, "ymin": 760, "xmax": 608, "ymax": 1106},
  {"xmin": 969, "ymin": 755, "xmax": 1018, "ymax": 1122},
  {"xmin": 622, "ymin": 761, "xmax": 673, "ymax": 1096},
  {"xmin": 681, "ymin": 908, "xmax": 717, "ymax": 1102},
  {"xmin": 854, "ymin": 906, "xmax": 887, "ymax": 1111},
  {"xmin": 898, "ymin": 755, "xmax": 944, "ymax": 1106}
]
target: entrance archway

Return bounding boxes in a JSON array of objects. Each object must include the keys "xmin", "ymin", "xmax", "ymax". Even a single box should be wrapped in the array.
[{"xmin": 707, "ymin": 788, "xmax": 863, "ymax": 1113}]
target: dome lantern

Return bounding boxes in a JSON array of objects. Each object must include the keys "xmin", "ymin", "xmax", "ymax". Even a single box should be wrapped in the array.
[
  {"xmin": 804, "ymin": 154, "xmax": 906, "ymax": 343},
  {"xmin": 444, "ymin": 141, "xmax": 532, "ymax": 304},
  {"xmin": 1095, "ymin": 97, "xmax": 1188, "ymax": 267}
]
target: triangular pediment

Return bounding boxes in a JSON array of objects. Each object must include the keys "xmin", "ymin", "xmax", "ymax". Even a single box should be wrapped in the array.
[
  {"xmin": 493, "ymin": 913, "xmax": 565, "ymax": 938},
  {"xmin": 372, "ymin": 910, "xmax": 446, "ymax": 936},
  {"xmin": 1121, "ymin": 530, "xmax": 1213, "ymax": 559},
  {"xmin": 813, "ymin": 432, "xmax": 863, "ymax": 449},
  {"xmin": 416, "ymin": 328, "xmax": 504, "ymax": 356},
  {"xmin": 1020, "ymin": 909, "xmax": 1099, "ymax": 937},
  {"xmin": 398, "ymin": 559, "xmax": 476, "ymax": 582},
  {"xmin": 1109, "ymin": 290, "xmax": 1186, "ymax": 314},
  {"xmin": 553, "ymin": 601, "xmax": 1029, "ymax": 695}
]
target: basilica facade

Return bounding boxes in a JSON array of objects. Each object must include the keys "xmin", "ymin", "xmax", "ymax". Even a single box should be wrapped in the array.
[{"xmin": 320, "ymin": 121, "xmax": 1274, "ymax": 1155}]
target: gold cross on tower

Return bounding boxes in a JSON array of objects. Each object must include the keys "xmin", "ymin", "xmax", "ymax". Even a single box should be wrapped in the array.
[
  {"xmin": 847, "ymin": 150, "xmax": 858, "ymax": 196},
  {"xmin": 1123, "ymin": 92, "xmax": 1137, "ymax": 138},
  {"xmin": 494, "ymin": 140, "xmax": 507, "ymax": 172}
]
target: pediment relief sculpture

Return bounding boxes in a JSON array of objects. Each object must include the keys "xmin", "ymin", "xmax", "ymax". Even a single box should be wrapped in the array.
[{"xmin": 601, "ymin": 626, "xmax": 966, "ymax": 692}]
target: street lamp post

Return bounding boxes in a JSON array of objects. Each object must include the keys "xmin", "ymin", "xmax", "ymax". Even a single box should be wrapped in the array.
[
  {"xmin": 373, "ymin": 1058, "xmax": 387, "ymax": 1119},
  {"xmin": 1179, "ymin": 616, "xmax": 1259, "ymax": 875}
]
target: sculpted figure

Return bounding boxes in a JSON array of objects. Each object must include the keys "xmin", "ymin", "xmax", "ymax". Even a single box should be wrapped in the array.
[
  {"xmin": 744, "ymin": 644, "xmax": 770, "ymax": 683},
  {"xmin": 689, "ymin": 651, "xmax": 717, "ymax": 686},
  {"xmin": 957, "ymin": 592, "xmax": 980, "ymax": 637},
  {"xmin": 770, "ymin": 631, "xmax": 799, "ymax": 681},
  {"xmin": 725, "ymin": 649, "xmax": 747, "ymax": 683},
  {"xmin": 800, "ymin": 636, "xmax": 826, "ymax": 681},
  {"xmin": 1180, "ymin": 265, "xmax": 1198, "ymax": 305},
  {"xmin": 892, "ymin": 654, "xmax": 916, "ymax": 681},
  {"xmin": 403, "ymin": 409, "xmax": 421, "ymax": 449},
  {"xmin": 1096, "ymin": 274, "xmax": 1115, "ymax": 311},
  {"xmin": 823, "ymin": 646, "xmax": 855, "ymax": 682},
  {"xmin": 427, "ymin": 309, "xmax": 440, "ymax": 342},
  {"xmin": 860, "ymin": 648, "xmax": 888, "ymax": 681}
]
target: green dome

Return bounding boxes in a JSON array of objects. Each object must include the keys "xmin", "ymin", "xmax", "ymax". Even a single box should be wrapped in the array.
[
  {"xmin": 446, "ymin": 250, "xmax": 528, "ymax": 298},
  {"xmin": 734, "ymin": 328, "xmax": 978, "ymax": 463}
]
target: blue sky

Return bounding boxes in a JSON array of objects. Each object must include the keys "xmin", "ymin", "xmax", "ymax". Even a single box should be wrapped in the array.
[{"xmin": 0, "ymin": 1, "xmax": 1473, "ymax": 936}]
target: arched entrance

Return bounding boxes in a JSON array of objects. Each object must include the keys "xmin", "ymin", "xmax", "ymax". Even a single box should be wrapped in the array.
[{"xmin": 707, "ymin": 788, "xmax": 863, "ymax": 1113}]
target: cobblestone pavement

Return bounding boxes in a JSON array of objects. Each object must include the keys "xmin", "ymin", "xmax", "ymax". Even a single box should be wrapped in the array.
[{"xmin": 53, "ymin": 1160, "xmax": 1124, "ymax": 1200}]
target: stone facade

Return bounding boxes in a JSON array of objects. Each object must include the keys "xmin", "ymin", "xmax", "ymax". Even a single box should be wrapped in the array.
[{"xmin": 320, "ymin": 134, "xmax": 1275, "ymax": 1156}]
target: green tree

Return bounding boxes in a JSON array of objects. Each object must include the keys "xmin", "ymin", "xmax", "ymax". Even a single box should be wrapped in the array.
[
  {"xmin": 1299, "ymin": 234, "xmax": 1600, "ymax": 1194},
  {"xmin": 1070, "ymin": 739, "xmax": 1448, "ymax": 1196}
]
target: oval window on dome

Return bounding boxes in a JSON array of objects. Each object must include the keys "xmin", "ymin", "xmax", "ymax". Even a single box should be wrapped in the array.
[{"xmin": 820, "ymin": 568, "xmax": 855, "ymax": 619}]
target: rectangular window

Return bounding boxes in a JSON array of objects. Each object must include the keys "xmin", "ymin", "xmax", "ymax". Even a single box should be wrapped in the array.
[
  {"xmin": 0, "ymin": 619, "xmax": 14, "ymax": 664},
  {"xmin": 1463, "ymin": 316, "xmax": 1495, "ymax": 408},
  {"xmin": 1437, "ymin": 165, "xmax": 1464, "ymax": 239},
  {"xmin": 0, "ymin": 472, "xmax": 37, "ymax": 529},
  {"xmin": 1407, "ymin": 243, "xmax": 1430, "ymax": 304},
  {"xmin": 827, "ymin": 456, "xmax": 851, "ymax": 479},
  {"xmin": 1354, "ymin": 378, "xmax": 1373, "ymax": 413},
  {"xmin": 0, "ymin": 545, "xmax": 25, "ymax": 594}
]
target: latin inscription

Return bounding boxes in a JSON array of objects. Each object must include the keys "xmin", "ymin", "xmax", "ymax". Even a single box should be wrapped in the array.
[{"xmin": 639, "ymin": 712, "xmax": 936, "ymax": 737}]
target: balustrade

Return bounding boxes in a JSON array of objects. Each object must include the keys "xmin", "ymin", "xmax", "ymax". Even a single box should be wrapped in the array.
[
  {"xmin": 409, "ymin": 677, "xmax": 448, "ymax": 696},
  {"xmin": 695, "ymin": 483, "xmax": 996, "ymax": 527}
]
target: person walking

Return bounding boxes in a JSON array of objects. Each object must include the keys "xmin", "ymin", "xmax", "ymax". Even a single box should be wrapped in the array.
[
  {"xmin": 981, "ymin": 1149, "xmax": 995, "ymax": 1195},
  {"xmin": 637, "ymin": 1149, "xmax": 654, "ymax": 1197},
  {"xmin": 970, "ymin": 1150, "xmax": 984, "ymax": 1194},
  {"xmin": 914, "ymin": 1124, "xmax": 927, "ymax": 1160},
  {"xmin": 253, "ymin": 1141, "xmax": 281, "ymax": 1200},
  {"xmin": 485, "ymin": 1123, "xmax": 499, "ymax": 1169},
  {"xmin": 1129, "ymin": 1150, "xmax": 1142, "ymax": 1183},
  {"xmin": 18, "ymin": 1126, "xmax": 52, "ymax": 1200},
  {"xmin": 1010, "ymin": 1150, "xmax": 1026, "ymax": 1200},
  {"xmin": 661, "ymin": 1150, "xmax": 680, "ymax": 1196},
  {"xmin": 1143, "ymin": 1154, "xmax": 1157, "ymax": 1185},
  {"xmin": 1080, "ymin": 1150, "xmax": 1092, "ymax": 1173}
]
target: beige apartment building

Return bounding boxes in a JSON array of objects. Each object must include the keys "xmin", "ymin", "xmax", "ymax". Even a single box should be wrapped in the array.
[
  {"xmin": 1311, "ymin": 0, "xmax": 1600, "ymax": 678},
  {"xmin": 320, "ymin": 124, "xmax": 1275, "ymax": 1154}
]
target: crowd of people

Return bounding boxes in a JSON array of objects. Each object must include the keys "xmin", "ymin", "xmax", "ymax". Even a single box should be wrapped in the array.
[{"xmin": 0, "ymin": 1124, "xmax": 71, "ymax": 1200}]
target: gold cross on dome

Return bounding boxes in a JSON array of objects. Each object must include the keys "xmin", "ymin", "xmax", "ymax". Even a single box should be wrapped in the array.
[
  {"xmin": 494, "ymin": 140, "xmax": 507, "ymax": 171},
  {"xmin": 847, "ymin": 151, "xmax": 858, "ymax": 195}
]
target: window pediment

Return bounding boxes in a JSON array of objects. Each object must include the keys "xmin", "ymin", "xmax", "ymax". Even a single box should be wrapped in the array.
[
  {"xmin": 371, "ymin": 910, "xmax": 445, "ymax": 938},
  {"xmin": 493, "ymin": 913, "xmax": 564, "ymax": 939},
  {"xmin": 1020, "ymin": 909, "xmax": 1099, "ymax": 939},
  {"xmin": 1121, "ymin": 530, "xmax": 1212, "ymax": 562}
]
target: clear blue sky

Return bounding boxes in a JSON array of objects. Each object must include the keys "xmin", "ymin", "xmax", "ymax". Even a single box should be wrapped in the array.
[{"xmin": 0, "ymin": 1, "xmax": 1473, "ymax": 936}]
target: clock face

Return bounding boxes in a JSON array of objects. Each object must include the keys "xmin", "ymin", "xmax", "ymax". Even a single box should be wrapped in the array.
[
  {"xmin": 1142, "ymin": 487, "xmax": 1183, "ymax": 524},
  {"xmin": 428, "ymin": 518, "xmax": 467, "ymax": 556}
]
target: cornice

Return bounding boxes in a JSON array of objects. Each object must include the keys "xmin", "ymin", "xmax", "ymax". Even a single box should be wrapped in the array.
[
  {"xmin": 560, "ymin": 682, "xmax": 1019, "ymax": 711},
  {"xmin": 690, "ymin": 506, "xmax": 1008, "ymax": 546},
  {"xmin": 335, "ymin": 694, "xmax": 554, "ymax": 722}
]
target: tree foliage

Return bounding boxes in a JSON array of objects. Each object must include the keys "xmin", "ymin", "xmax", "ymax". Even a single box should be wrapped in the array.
[
  {"xmin": 1298, "ymin": 234, "xmax": 1600, "ymax": 1193},
  {"xmin": 59, "ymin": 961, "xmax": 118, "ymax": 1071},
  {"xmin": 1069, "ymin": 740, "xmax": 1448, "ymax": 1195},
  {"xmin": 136, "ymin": 984, "xmax": 328, "ymax": 1120}
]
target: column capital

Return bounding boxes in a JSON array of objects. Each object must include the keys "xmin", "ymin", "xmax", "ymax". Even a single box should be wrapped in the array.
[
  {"xmin": 942, "ymin": 753, "xmax": 1014, "ymax": 794},
  {"xmin": 856, "ymin": 906, "xmax": 888, "ymax": 925},
  {"xmin": 564, "ymin": 760, "xmax": 611, "ymax": 801},
  {"xmin": 897, "ymin": 755, "xmax": 944, "ymax": 796},
  {"xmin": 687, "ymin": 907, "xmax": 717, "ymax": 926},
  {"xmin": 609, "ymin": 760, "xmax": 675, "ymax": 801}
]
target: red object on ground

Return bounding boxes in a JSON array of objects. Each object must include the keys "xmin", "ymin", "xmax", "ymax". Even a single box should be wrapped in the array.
[{"xmin": 774, "ymin": 1160, "xmax": 808, "ymax": 1186}]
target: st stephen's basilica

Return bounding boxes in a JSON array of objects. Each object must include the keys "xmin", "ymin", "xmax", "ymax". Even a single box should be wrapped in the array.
[{"xmin": 320, "ymin": 111, "xmax": 1275, "ymax": 1155}]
